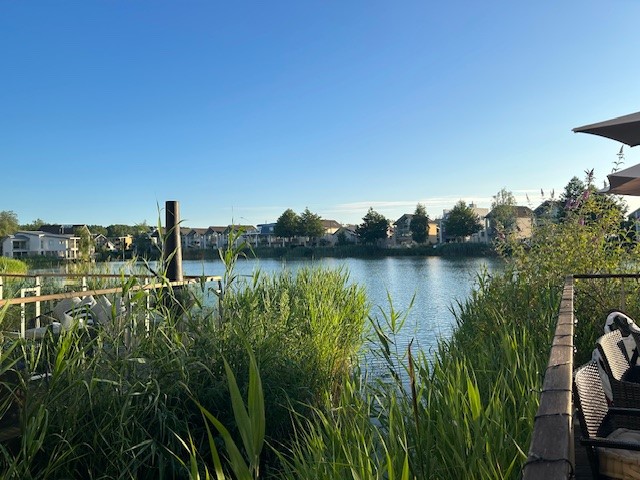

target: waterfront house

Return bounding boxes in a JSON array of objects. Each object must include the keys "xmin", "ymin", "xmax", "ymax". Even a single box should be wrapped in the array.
[
  {"xmin": 331, "ymin": 225, "xmax": 359, "ymax": 245},
  {"xmin": 485, "ymin": 205, "xmax": 534, "ymax": 240},
  {"xmin": 204, "ymin": 226, "xmax": 226, "ymax": 249},
  {"xmin": 94, "ymin": 234, "xmax": 117, "ymax": 252},
  {"xmin": 2, "ymin": 231, "xmax": 81, "ymax": 259},
  {"xmin": 438, "ymin": 203, "xmax": 489, "ymax": 243},
  {"xmin": 221, "ymin": 225, "xmax": 259, "ymax": 248},
  {"xmin": 393, "ymin": 214, "xmax": 414, "ymax": 245},
  {"xmin": 257, "ymin": 223, "xmax": 282, "ymax": 247},
  {"xmin": 183, "ymin": 228, "xmax": 209, "ymax": 249}
]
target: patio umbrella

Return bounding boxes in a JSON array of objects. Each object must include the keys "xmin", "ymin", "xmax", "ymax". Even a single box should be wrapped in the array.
[
  {"xmin": 599, "ymin": 161, "xmax": 640, "ymax": 195},
  {"xmin": 573, "ymin": 111, "xmax": 640, "ymax": 147}
]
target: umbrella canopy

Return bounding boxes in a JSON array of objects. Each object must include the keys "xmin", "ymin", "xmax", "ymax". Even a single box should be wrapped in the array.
[
  {"xmin": 599, "ymin": 162, "xmax": 640, "ymax": 195},
  {"xmin": 573, "ymin": 111, "xmax": 640, "ymax": 147}
]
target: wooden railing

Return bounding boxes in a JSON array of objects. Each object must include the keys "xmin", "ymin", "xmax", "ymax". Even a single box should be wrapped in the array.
[{"xmin": 0, "ymin": 273, "xmax": 222, "ymax": 338}]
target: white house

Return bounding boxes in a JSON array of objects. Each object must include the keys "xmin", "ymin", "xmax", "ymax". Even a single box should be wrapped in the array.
[{"xmin": 2, "ymin": 231, "xmax": 80, "ymax": 259}]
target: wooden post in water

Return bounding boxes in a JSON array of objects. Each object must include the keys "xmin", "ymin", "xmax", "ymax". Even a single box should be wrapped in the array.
[{"xmin": 165, "ymin": 200, "xmax": 183, "ymax": 283}]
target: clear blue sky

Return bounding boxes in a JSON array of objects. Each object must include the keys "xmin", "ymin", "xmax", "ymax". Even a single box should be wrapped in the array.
[{"xmin": 3, "ymin": 1, "xmax": 640, "ymax": 228}]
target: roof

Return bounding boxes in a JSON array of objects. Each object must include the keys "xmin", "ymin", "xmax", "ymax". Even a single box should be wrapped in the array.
[
  {"xmin": 206, "ymin": 226, "xmax": 227, "ymax": 234},
  {"xmin": 187, "ymin": 228, "xmax": 209, "ymax": 235},
  {"xmin": 321, "ymin": 219, "xmax": 342, "ymax": 229},
  {"xmin": 393, "ymin": 214, "xmax": 413, "ymax": 225},
  {"xmin": 486, "ymin": 206, "xmax": 533, "ymax": 218},
  {"xmin": 40, "ymin": 224, "xmax": 88, "ymax": 235}
]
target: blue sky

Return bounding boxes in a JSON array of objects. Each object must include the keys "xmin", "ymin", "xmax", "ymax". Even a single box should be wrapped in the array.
[{"xmin": 3, "ymin": 1, "xmax": 640, "ymax": 228}]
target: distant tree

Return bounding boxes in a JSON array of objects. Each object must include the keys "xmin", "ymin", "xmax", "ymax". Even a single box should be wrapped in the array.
[
  {"xmin": 444, "ymin": 201, "xmax": 482, "ymax": 241},
  {"xmin": 299, "ymin": 207, "xmax": 324, "ymax": 243},
  {"xmin": 74, "ymin": 226, "xmax": 93, "ymax": 262},
  {"xmin": 88, "ymin": 224, "xmax": 108, "ymax": 236},
  {"xmin": 274, "ymin": 209, "xmax": 301, "ymax": 242},
  {"xmin": 107, "ymin": 224, "xmax": 135, "ymax": 238},
  {"xmin": 490, "ymin": 188, "xmax": 518, "ymax": 234},
  {"xmin": 21, "ymin": 218, "xmax": 46, "ymax": 231},
  {"xmin": 356, "ymin": 208, "xmax": 389, "ymax": 245},
  {"xmin": 0, "ymin": 211, "xmax": 19, "ymax": 238},
  {"xmin": 560, "ymin": 176, "xmax": 586, "ymax": 208},
  {"xmin": 410, "ymin": 203, "xmax": 429, "ymax": 244}
]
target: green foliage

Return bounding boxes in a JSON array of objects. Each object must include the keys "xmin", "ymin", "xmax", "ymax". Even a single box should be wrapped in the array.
[
  {"xmin": 20, "ymin": 219, "xmax": 46, "ymax": 231},
  {"xmin": 0, "ymin": 211, "xmax": 19, "ymax": 238},
  {"xmin": 0, "ymin": 260, "xmax": 368, "ymax": 478},
  {"xmin": 444, "ymin": 200, "xmax": 482, "ymax": 241},
  {"xmin": 410, "ymin": 204, "xmax": 429, "ymax": 244},
  {"xmin": 73, "ymin": 226, "xmax": 93, "ymax": 263},
  {"xmin": 299, "ymin": 207, "xmax": 324, "ymax": 240},
  {"xmin": 489, "ymin": 188, "xmax": 518, "ymax": 233},
  {"xmin": 356, "ymin": 208, "xmax": 389, "ymax": 245},
  {"xmin": 0, "ymin": 257, "xmax": 28, "ymax": 274},
  {"xmin": 274, "ymin": 209, "xmax": 300, "ymax": 241}
]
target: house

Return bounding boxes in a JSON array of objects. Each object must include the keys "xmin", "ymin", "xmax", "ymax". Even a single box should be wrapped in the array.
[
  {"xmin": 203, "ymin": 226, "xmax": 226, "ymax": 249},
  {"xmin": 2, "ymin": 231, "xmax": 81, "ymax": 259},
  {"xmin": 393, "ymin": 214, "xmax": 440, "ymax": 245},
  {"xmin": 221, "ymin": 225, "xmax": 259, "ymax": 248},
  {"xmin": 331, "ymin": 225, "xmax": 359, "ymax": 245},
  {"xmin": 183, "ymin": 228, "xmax": 209, "ymax": 249},
  {"xmin": 94, "ymin": 234, "xmax": 117, "ymax": 252},
  {"xmin": 111, "ymin": 235, "xmax": 134, "ymax": 252},
  {"xmin": 319, "ymin": 219, "xmax": 342, "ymax": 245},
  {"xmin": 393, "ymin": 214, "xmax": 414, "ymax": 245},
  {"xmin": 439, "ymin": 203, "xmax": 489, "ymax": 243},
  {"xmin": 485, "ymin": 205, "xmax": 534, "ymax": 240},
  {"xmin": 257, "ymin": 223, "xmax": 283, "ymax": 247}
]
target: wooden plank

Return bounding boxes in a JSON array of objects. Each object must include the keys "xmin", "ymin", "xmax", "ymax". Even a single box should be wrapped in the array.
[{"xmin": 522, "ymin": 276, "xmax": 575, "ymax": 480}]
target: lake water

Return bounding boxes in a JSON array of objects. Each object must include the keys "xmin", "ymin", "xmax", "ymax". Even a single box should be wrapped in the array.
[{"xmin": 179, "ymin": 256, "xmax": 501, "ymax": 358}]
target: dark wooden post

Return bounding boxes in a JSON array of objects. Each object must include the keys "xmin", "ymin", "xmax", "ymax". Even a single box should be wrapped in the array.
[{"xmin": 164, "ymin": 201, "xmax": 183, "ymax": 283}]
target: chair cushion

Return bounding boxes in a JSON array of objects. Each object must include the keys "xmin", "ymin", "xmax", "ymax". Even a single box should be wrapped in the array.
[{"xmin": 600, "ymin": 428, "xmax": 640, "ymax": 479}]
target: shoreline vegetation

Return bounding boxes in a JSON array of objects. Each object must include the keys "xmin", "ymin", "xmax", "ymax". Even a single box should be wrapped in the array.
[
  {"xmin": 1, "ymin": 181, "xmax": 638, "ymax": 478},
  {"xmin": 91, "ymin": 242, "xmax": 497, "ymax": 263}
]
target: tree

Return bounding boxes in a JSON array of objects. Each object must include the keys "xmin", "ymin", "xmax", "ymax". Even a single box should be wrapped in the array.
[
  {"xmin": 21, "ymin": 218, "xmax": 46, "ymax": 231},
  {"xmin": 356, "ymin": 208, "xmax": 389, "ymax": 245},
  {"xmin": 74, "ymin": 226, "xmax": 93, "ymax": 262},
  {"xmin": 560, "ymin": 176, "xmax": 586, "ymax": 208},
  {"xmin": 274, "ymin": 209, "xmax": 301, "ymax": 242},
  {"xmin": 0, "ymin": 211, "xmax": 19, "ymax": 238},
  {"xmin": 88, "ymin": 224, "xmax": 107, "ymax": 236},
  {"xmin": 444, "ymin": 201, "xmax": 482, "ymax": 241},
  {"xmin": 490, "ymin": 188, "xmax": 518, "ymax": 234},
  {"xmin": 299, "ymin": 207, "xmax": 324, "ymax": 243},
  {"xmin": 410, "ymin": 203, "xmax": 429, "ymax": 244}
]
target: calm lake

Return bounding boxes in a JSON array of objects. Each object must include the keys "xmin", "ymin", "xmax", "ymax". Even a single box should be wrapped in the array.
[{"xmin": 179, "ymin": 256, "xmax": 502, "ymax": 359}]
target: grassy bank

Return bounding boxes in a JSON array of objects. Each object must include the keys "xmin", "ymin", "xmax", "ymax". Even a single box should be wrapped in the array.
[
  {"xmin": 0, "ymin": 258, "xmax": 28, "ymax": 275},
  {"xmin": 0, "ymin": 264, "xmax": 369, "ymax": 478},
  {"xmin": 274, "ymin": 190, "xmax": 639, "ymax": 478},
  {"xmin": 181, "ymin": 242, "xmax": 495, "ymax": 261}
]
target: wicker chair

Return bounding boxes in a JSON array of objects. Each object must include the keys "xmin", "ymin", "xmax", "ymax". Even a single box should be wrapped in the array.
[
  {"xmin": 597, "ymin": 330, "xmax": 640, "ymax": 408},
  {"xmin": 574, "ymin": 361, "xmax": 640, "ymax": 478}
]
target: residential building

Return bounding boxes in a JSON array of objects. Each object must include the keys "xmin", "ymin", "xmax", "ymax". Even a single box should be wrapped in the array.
[
  {"xmin": 183, "ymin": 228, "xmax": 209, "ymax": 249},
  {"xmin": 2, "ymin": 231, "xmax": 81, "ymax": 259},
  {"xmin": 331, "ymin": 225, "xmax": 359, "ymax": 245},
  {"xmin": 257, "ymin": 223, "xmax": 282, "ymax": 247},
  {"xmin": 204, "ymin": 226, "xmax": 227, "ymax": 249},
  {"xmin": 485, "ymin": 205, "xmax": 534, "ymax": 240},
  {"xmin": 393, "ymin": 214, "xmax": 414, "ymax": 245},
  {"xmin": 439, "ymin": 203, "xmax": 489, "ymax": 243}
]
